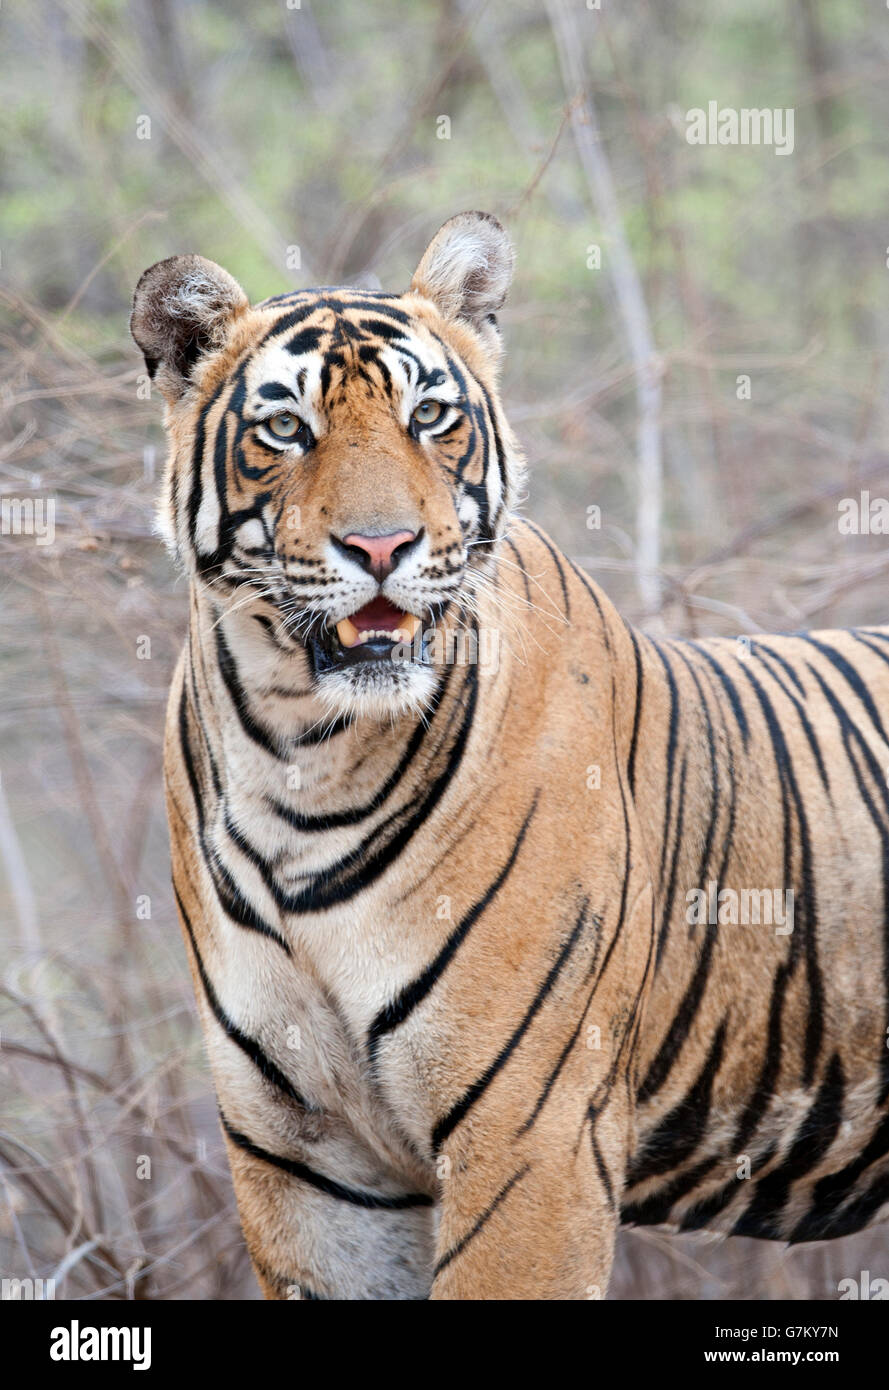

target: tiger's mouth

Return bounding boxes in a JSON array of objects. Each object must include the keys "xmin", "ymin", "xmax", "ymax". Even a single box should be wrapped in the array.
[{"xmin": 308, "ymin": 597, "xmax": 428, "ymax": 673}]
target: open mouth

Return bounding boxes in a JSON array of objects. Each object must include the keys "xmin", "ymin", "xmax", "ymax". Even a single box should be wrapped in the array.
[{"xmin": 309, "ymin": 597, "xmax": 426, "ymax": 673}]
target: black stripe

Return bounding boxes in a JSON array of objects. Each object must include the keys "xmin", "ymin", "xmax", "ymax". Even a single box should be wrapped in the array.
[
  {"xmin": 851, "ymin": 628, "xmax": 889, "ymax": 674},
  {"xmin": 515, "ymin": 910, "xmax": 605, "ymax": 1137},
  {"xmin": 423, "ymin": 327, "xmax": 505, "ymax": 541},
  {"xmin": 732, "ymin": 962, "xmax": 793, "ymax": 1152},
  {"xmin": 588, "ymin": 742, "xmax": 634, "ymax": 992},
  {"xmin": 524, "ymin": 519, "xmax": 571, "ymax": 619},
  {"xmin": 732, "ymin": 1052, "xmax": 845, "ymax": 1239},
  {"xmin": 367, "ymin": 795, "xmax": 539, "ymax": 1059},
  {"xmin": 173, "ymin": 882, "xmax": 308, "ymax": 1107},
  {"xmin": 752, "ymin": 643, "xmax": 831, "ymax": 796},
  {"xmin": 754, "ymin": 639, "xmax": 806, "ymax": 696},
  {"xmin": 563, "ymin": 552, "xmax": 612, "ymax": 653},
  {"xmin": 790, "ymin": 1107, "xmax": 889, "ymax": 1242},
  {"xmin": 626, "ymin": 626, "xmax": 645, "ymax": 798},
  {"xmin": 474, "ymin": 378, "xmax": 510, "ymax": 532},
  {"xmin": 433, "ymin": 1165, "xmax": 530, "ymax": 1276},
  {"xmin": 638, "ymin": 926, "xmax": 718, "ymax": 1104},
  {"xmin": 651, "ymin": 642, "xmax": 681, "ymax": 888},
  {"xmin": 220, "ymin": 618, "xmax": 351, "ymax": 749},
  {"xmin": 858, "ymin": 627, "xmax": 889, "ymax": 647},
  {"xmin": 689, "ymin": 643, "xmax": 750, "ymax": 750},
  {"xmin": 430, "ymin": 349, "xmax": 492, "ymax": 543},
  {"xmin": 221, "ymin": 1114, "xmax": 433, "ymax": 1209},
  {"xmin": 671, "ymin": 644, "xmax": 721, "ymax": 893},
  {"xmin": 265, "ymin": 675, "xmax": 445, "ymax": 832},
  {"xmin": 588, "ymin": 912, "xmax": 658, "ymax": 1133},
  {"xmin": 432, "ymin": 900, "xmax": 588, "ymax": 1149},
  {"xmin": 804, "ymin": 1168, "xmax": 889, "ymax": 1240},
  {"xmin": 739, "ymin": 662, "xmax": 823, "ymax": 1088},
  {"xmin": 627, "ymin": 1019, "xmax": 728, "ymax": 1185},
  {"xmin": 678, "ymin": 1144, "xmax": 778, "ymax": 1233},
  {"xmin": 187, "ymin": 378, "xmax": 229, "ymax": 550},
  {"xmin": 257, "ymin": 381, "xmax": 297, "ymax": 402},
  {"xmin": 801, "ymin": 634, "xmax": 889, "ymax": 747},
  {"xmin": 284, "ymin": 325, "xmax": 325, "ymax": 357},
  {"xmin": 657, "ymin": 750, "xmax": 688, "ymax": 967},
  {"xmin": 582, "ymin": 687, "xmax": 658, "ymax": 1122},
  {"xmin": 240, "ymin": 658, "xmax": 478, "ymax": 914},
  {"xmin": 621, "ymin": 1153, "xmax": 721, "ymax": 1227},
  {"xmin": 502, "ymin": 535, "xmax": 532, "ymax": 606},
  {"xmin": 210, "ymin": 408, "xmax": 231, "ymax": 553},
  {"xmin": 804, "ymin": 659, "xmax": 889, "ymax": 1102},
  {"xmin": 215, "ymin": 624, "xmax": 282, "ymax": 757},
  {"xmin": 517, "ymin": 737, "xmax": 635, "ymax": 1136},
  {"xmin": 177, "ymin": 680, "xmax": 291, "ymax": 953},
  {"xmin": 355, "ymin": 314, "xmax": 415, "ymax": 341},
  {"xmin": 688, "ymin": 638, "xmax": 740, "ymax": 896},
  {"xmin": 590, "ymin": 1132, "xmax": 615, "ymax": 1209}
]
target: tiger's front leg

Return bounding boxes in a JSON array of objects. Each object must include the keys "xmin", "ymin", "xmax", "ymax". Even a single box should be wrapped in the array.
[
  {"xmin": 171, "ymin": 841, "xmax": 437, "ymax": 1300},
  {"xmin": 221, "ymin": 1115, "xmax": 437, "ymax": 1300},
  {"xmin": 425, "ymin": 875, "xmax": 652, "ymax": 1300},
  {"xmin": 429, "ymin": 1092, "xmax": 629, "ymax": 1300}
]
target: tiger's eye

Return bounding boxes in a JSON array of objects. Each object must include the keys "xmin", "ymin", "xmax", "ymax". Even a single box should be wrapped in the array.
[
  {"xmin": 267, "ymin": 412, "xmax": 301, "ymax": 439},
  {"xmin": 412, "ymin": 400, "xmax": 444, "ymax": 426}
]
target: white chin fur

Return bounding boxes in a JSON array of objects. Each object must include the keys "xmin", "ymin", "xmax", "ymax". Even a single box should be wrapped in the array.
[{"xmin": 316, "ymin": 661, "xmax": 439, "ymax": 722}]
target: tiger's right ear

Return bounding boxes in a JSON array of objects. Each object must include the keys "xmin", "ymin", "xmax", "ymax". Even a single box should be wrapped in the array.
[{"xmin": 130, "ymin": 255, "xmax": 249, "ymax": 403}]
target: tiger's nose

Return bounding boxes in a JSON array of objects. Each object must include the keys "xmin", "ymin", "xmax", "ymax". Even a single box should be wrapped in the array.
[{"xmin": 335, "ymin": 529, "xmax": 420, "ymax": 581}]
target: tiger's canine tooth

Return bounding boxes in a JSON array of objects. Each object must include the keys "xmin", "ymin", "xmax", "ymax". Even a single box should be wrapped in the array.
[
  {"xmin": 398, "ymin": 613, "xmax": 421, "ymax": 642},
  {"xmin": 336, "ymin": 617, "xmax": 360, "ymax": 648}
]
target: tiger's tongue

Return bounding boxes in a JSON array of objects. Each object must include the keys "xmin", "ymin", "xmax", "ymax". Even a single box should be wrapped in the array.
[{"xmin": 335, "ymin": 599, "xmax": 420, "ymax": 648}]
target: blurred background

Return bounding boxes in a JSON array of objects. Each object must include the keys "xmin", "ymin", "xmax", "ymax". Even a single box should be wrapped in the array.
[{"xmin": 2, "ymin": 0, "xmax": 888, "ymax": 1300}]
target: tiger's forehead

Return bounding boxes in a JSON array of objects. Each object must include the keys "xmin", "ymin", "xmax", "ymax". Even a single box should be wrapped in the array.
[{"xmin": 237, "ymin": 289, "xmax": 461, "ymax": 420}]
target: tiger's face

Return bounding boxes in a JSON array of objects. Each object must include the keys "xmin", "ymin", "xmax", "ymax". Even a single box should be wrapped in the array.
[{"xmin": 132, "ymin": 213, "xmax": 522, "ymax": 719}]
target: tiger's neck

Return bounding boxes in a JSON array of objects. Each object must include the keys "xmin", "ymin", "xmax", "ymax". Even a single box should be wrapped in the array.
[{"xmin": 184, "ymin": 582, "xmax": 510, "ymax": 826}]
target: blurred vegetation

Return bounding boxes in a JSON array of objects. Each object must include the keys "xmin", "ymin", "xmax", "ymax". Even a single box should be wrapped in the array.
[{"xmin": 2, "ymin": 0, "xmax": 889, "ymax": 1299}]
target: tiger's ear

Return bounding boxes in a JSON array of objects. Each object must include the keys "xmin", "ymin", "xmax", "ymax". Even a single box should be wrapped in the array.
[
  {"xmin": 410, "ymin": 212, "xmax": 515, "ymax": 338},
  {"xmin": 130, "ymin": 255, "xmax": 249, "ymax": 403}
]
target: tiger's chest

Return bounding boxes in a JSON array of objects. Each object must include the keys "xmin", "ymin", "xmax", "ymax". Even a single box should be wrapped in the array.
[{"xmin": 206, "ymin": 772, "xmax": 451, "ymax": 1160}]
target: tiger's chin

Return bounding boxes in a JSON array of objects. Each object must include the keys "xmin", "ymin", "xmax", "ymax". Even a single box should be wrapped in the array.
[
  {"xmin": 312, "ymin": 658, "xmax": 440, "ymax": 723},
  {"xmin": 305, "ymin": 597, "xmax": 441, "ymax": 721}
]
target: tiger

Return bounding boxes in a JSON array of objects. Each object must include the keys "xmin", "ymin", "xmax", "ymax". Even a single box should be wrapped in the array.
[{"xmin": 131, "ymin": 211, "xmax": 889, "ymax": 1300}]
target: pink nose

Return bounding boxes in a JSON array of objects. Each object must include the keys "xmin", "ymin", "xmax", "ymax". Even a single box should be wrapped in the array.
[{"xmin": 339, "ymin": 530, "xmax": 417, "ymax": 580}]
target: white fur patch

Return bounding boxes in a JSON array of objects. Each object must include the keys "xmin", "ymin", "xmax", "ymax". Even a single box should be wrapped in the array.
[{"xmin": 411, "ymin": 212, "xmax": 515, "ymax": 325}]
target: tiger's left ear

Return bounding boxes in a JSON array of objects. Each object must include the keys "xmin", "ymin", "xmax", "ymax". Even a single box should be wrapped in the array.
[{"xmin": 410, "ymin": 212, "xmax": 514, "ymax": 347}]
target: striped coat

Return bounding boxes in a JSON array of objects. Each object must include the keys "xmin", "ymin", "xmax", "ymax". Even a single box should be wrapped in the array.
[{"xmin": 132, "ymin": 213, "xmax": 889, "ymax": 1299}]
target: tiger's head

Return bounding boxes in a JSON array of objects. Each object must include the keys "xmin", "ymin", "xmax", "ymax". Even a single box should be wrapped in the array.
[{"xmin": 132, "ymin": 212, "xmax": 523, "ymax": 720}]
